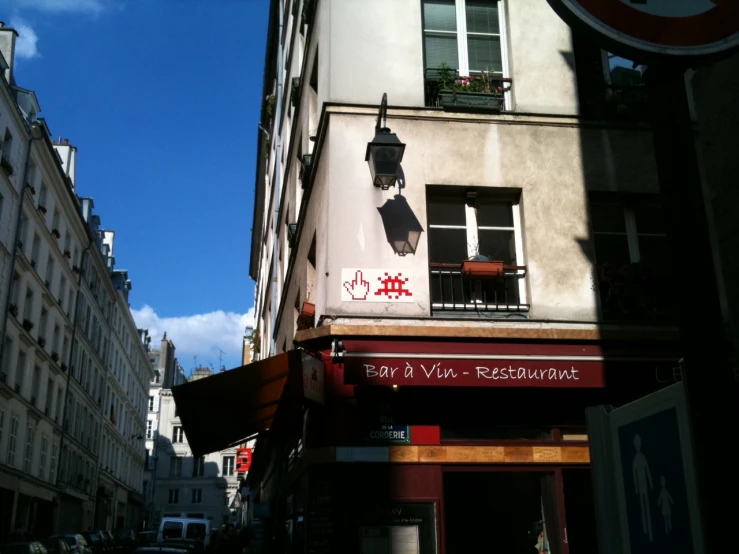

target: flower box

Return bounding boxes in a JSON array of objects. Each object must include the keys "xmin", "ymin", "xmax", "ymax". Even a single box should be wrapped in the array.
[
  {"xmin": 300, "ymin": 302, "xmax": 316, "ymax": 318},
  {"xmin": 51, "ymin": 352, "xmax": 60, "ymax": 362},
  {"xmin": 61, "ymin": 363, "xmax": 67, "ymax": 372},
  {"xmin": 38, "ymin": 336, "xmax": 46, "ymax": 347},
  {"xmin": 38, "ymin": 204, "xmax": 48, "ymax": 214},
  {"xmin": 461, "ymin": 259, "xmax": 505, "ymax": 278},
  {"xmin": 297, "ymin": 302, "xmax": 316, "ymax": 331},
  {"xmin": 29, "ymin": 186, "xmax": 36, "ymax": 196},
  {"xmin": 22, "ymin": 319, "xmax": 34, "ymax": 332},
  {"xmin": 52, "ymin": 229, "xmax": 61, "ymax": 239},
  {"xmin": 9, "ymin": 303, "xmax": 18, "ymax": 317},
  {"xmin": 64, "ymin": 250, "xmax": 71, "ymax": 259},
  {"xmin": 439, "ymin": 90, "xmax": 504, "ymax": 112}
]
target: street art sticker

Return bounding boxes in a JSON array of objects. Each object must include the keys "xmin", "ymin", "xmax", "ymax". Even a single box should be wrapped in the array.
[{"xmin": 341, "ymin": 269, "xmax": 415, "ymax": 303}]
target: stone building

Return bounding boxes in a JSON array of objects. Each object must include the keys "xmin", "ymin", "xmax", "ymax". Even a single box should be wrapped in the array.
[{"xmin": 0, "ymin": 23, "xmax": 152, "ymax": 538}]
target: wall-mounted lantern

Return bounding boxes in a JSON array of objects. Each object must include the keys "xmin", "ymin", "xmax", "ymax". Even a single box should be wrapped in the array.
[
  {"xmin": 365, "ymin": 93, "xmax": 406, "ymax": 190},
  {"xmin": 377, "ymin": 195, "xmax": 424, "ymax": 256}
]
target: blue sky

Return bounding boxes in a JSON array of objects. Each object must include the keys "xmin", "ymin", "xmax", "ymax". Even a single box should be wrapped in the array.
[{"xmin": 2, "ymin": 0, "xmax": 268, "ymax": 372}]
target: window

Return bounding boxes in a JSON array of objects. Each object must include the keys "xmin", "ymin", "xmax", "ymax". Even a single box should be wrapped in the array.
[
  {"xmin": 1, "ymin": 128, "xmax": 13, "ymax": 165},
  {"xmin": 24, "ymin": 425, "xmax": 36, "ymax": 473},
  {"xmin": 167, "ymin": 489, "xmax": 180, "ymax": 505},
  {"xmin": 169, "ymin": 456, "xmax": 183, "ymax": 477},
  {"xmin": 0, "ymin": 408, "xmax": 4, "ymax": 448},
  {"xmin": 427, "ymin": 186, "xmax": 526, "ymax": 309},
  {"xmin": 191, "ymin": 489, "xmax": 203, "ymax": 504},
  {"xmin": 39, "ymin": 434, "xmax": 49, "ymax": 479},
  {"xmin": 15, "ymin": 350, "xmax": 26, "ymax": 393},
  {"xmin": 148, "ymin": 396, "xmax": 154, "ymax": 411},
  {"xmin": 146, "ymin": 420, "xmax": 153, "ymax": 439},
  {"xmin": 173, "ymin": 426, "xmax": 185, "ymax": 443},
  {"xmin": 50, "ymin": 442, "xmax": 58, "ymax": 483},
  {"xmin": 31, "ymin": 234, "xmax": 40, "ymax": 268},
  {"xmin": 222, "ymin": 456, "xmax": 235, "ymax": 477},
  {"xmin": 422, "ymin": 0, "xmax": 507, "ymax": 76},
  {"xmin": 192, "ymin": 456, "xmax": 205, "ymax": 477}
]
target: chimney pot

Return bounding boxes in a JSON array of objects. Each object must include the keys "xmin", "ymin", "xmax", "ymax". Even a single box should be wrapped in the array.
[
  {"xmin": 63, "ymin": 139, "xmax": 69, "ymax": 145},
  {"xmin": 0, "ymin": 22, "xmax": 5, "ymax": 28}
]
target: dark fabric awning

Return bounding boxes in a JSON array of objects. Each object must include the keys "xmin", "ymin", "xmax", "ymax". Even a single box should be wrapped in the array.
[{"xmin": 172, "ymin": 350, "xmax": 303, "ymax": 458}]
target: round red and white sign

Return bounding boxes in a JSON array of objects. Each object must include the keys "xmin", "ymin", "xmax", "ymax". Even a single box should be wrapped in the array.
[{"xmin": 549, "ymin": 0, "xmax": 739, "ymax": 58}]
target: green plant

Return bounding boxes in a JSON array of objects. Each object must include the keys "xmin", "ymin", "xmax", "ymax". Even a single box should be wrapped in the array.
[
  {"xmin": 250, "ymin": 328, "xmax": 261, "ymax": 354},
  {"xmin": 437, "ymin": 63, "xmax": 503, "ymax": 95},
  {"xmin": 265, "ymin": 94, "xmax": 276, "ymax": 116}
]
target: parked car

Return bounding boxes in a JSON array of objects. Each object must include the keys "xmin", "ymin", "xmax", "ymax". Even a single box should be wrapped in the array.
[
  {"xmin": 133, "ymin": 548, "xmax": 190, "ymax": 554},
  {"xmin": 134, "ymin": 534, "xmax": 155, "ymax": 548},
  {"xmin": 40, "ymin": 538, "xmax": 73, "ymax": 554},
  {"xmin": 153, "ymin": 542, "xmax": 202, "ymax": 554},
  {"xmin": 115, "ymin": 530, "xmax": 137, "ymax": 554},
  {"xmin": 80, "ymin": 533, "xmax": 104, "ymax": 554},
  {"xmin": 62, "ymin": 534, "xmax": 92, "ymax": 554},
  {"xmin": 0, "ymin": 543, "xmax": 49, "ymax": 554},
  {"xmin": 99, "ymin": 533, "xmax": 118, "ymax": 554}
]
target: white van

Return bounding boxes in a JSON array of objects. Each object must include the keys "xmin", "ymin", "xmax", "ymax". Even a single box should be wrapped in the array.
[{"xmin": 157, "ymin": 518, "xmax": 211, "ymax": 548}]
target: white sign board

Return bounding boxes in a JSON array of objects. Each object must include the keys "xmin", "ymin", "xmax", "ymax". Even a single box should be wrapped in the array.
[{"xmin": 341, "ymin": 269, "xmax": 415, "ymax": 303}]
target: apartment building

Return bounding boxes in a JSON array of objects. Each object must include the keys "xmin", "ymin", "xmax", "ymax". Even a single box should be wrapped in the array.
[
  {"xmin": 164, "ymin": 1, "xmax": 738, "ymax": 552},
  {"xmin": 0, "ymin": 23, "xmax": 152, "ymax": 538},
  {"xmin": 146, "ymin": 363, "xmax": 248, "ymax": 528}
]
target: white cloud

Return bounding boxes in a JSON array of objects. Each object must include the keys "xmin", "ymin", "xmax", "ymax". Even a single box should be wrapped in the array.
[
  {"xmin": 11, "ymin": 19, "xmax": 39, "ymax": 60},
  {"xmin": 8, "ymin": 0, "xmax": 117, "ymax": 14},
  {"xmin": 131, "ymin": 305, "xmax": 256, "ymax": 373}
]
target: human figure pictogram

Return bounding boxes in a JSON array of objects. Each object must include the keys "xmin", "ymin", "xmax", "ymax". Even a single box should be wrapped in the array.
[
  {"xmin": 657, "ymin": 476, "xmax": 674, "ymax": 535},
  {"xmin": 632, "ymin": 434, "xmax": 654, "ymax": 542}
]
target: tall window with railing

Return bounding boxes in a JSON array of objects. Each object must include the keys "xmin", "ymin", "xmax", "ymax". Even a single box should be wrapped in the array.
[{"xmin": 427, "ymin": 186, "xmax": 527, "ymax": 314}]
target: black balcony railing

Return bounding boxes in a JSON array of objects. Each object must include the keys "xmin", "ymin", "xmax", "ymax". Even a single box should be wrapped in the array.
[
  {"xmin": 424, "ymin": 67, "xmax": 512, "ymax": 110},
  {"xmin": 430, "ymin": 264, "xmax": 529, "ymax": 314}
]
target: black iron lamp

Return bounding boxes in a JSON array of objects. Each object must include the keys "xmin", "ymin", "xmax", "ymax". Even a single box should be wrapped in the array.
[{"xmin": 365, "ymin": 93, "xmax": 406, "ymax": 190}]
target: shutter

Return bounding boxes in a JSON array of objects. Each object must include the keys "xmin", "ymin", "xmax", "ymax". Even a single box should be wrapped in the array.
[{"xmin": 423, "ymin": 0, "xmax": 459, "ymax": 70}]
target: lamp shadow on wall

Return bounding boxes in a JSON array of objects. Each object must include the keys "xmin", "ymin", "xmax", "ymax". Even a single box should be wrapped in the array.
[{"xmin": 376, "ymin": 175, "xmax": 424, "ymax": 256}]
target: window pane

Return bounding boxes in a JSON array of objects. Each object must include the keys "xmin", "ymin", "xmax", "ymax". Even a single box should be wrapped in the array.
[
  {"xmin": 638, "ymin": 236, "xmax": 669, "ymax": 266},
  {"xmin": 478, "ymin": 230, "xmax": 516, "ymax": 264},
  {"xmin": 424, "ymin": 34, "xmax": 459, "ymax": 70},
  {"xmin": 593, "ymin": 234, "xmax": 630, "ymax": 264},
  {"xmin": 466, "ymin": 0, "xmax": 500, "ymax": 34},
  {"xmin": 467, "ymin": 36, "xmax": 502, "ymax": 73},
  {"xmin": 476, "ymin": 201, "xmax": 513, "ymax": 227},
  {"xmin": 429, "ymin": 228, "xmax": 468, "ymax": 263},
  {"xmin": 633, "ymin": 204, "xmax": 665, "ymax": 234},
  {"xmin": 428, "ymin": 196, "xmax": 466, "ymax": 225},
  {"xmin": 423, "ymin": 0, "xmax": 457, "ymax": 31},
  {"xmin": 590, "ymin": 203, "xmax": 626, "ymax": 233}
]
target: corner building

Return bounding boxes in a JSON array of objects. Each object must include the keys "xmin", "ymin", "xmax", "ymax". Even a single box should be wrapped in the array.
[{"xmin": 173, "ymin": 1, "xmax": 695, "ymax": 553}]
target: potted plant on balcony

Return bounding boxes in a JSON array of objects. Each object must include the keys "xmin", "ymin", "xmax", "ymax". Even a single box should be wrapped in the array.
[
  {"xmin": 461, "ymin": 255, "xmax": 505, "ymax": 278},
  {"xmin": 22, "ymin": 319, "xmax": 34, "ymax": 332},
  {"xmin": 51, "ymin": 228, "xmax": 61, "ymax": 239},
  {"xmin": 595, "ymin": 262, "xmax": 670, "ymax": 321},
  {"xmin": 64, "ymin": 249, "xmax": 72, "ymax": 259},
  {"xmin": 38, "ymin": 204, "xmax": 47, "ymax": 215},
  {"xmin": 29, "ymin": 185, "xmax": 36, "ymax": 196},
  {"xmin": 8, "ymin": 303, "xmax": 18, "ymax": 317},
  {"xmin": 249, "ymin": 328, "xmax": 261, "ymax": 355},
  {"xmin": 38, "ymin": 336, "xmax": 46, "ymax": 347},
  {"xmin": 72, "ymin": 265, "xmax": 80, "ymax": 274},
  {"xmin": 437, "ymin": 63, "xmax": 505, "ymax": 111},
  {"xmin": 51, "ymin": 352, "xmax": 59, "ymax": 362}
]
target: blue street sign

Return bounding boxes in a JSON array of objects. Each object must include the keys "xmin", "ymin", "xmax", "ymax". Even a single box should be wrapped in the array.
[{"xmin": 610, "ymin": 384, "xmax": 703, "ymax": 554}]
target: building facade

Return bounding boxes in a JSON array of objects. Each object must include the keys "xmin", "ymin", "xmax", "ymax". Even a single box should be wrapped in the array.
[
  {"xmin": 145, "ymin": 363, "xmax": 248, "ymax": 529},
  {"xmin": 0, "ymin": 23, "xmax": 152, "ymax": 539}
]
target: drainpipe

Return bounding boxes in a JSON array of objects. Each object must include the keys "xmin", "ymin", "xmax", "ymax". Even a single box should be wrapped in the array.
[
  {"xmin": 0, "ymin": 122, "xmax": 43, "ymax": 377},
  {"xmin": 269, "ymin": 0, "xmax": 285, "ymax": 357},
  {"xmin": 55, "ymin": 241, "xmax": 93, "ymax": 532}
]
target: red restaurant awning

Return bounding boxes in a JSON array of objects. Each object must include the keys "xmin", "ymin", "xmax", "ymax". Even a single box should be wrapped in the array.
[
  {"xmin": 172, "ymin": 350, "xmax": 303, "ymax": 458},
  {"xmin": 339, "ymin": 339, "xmax": 679, "ymax": 389}
]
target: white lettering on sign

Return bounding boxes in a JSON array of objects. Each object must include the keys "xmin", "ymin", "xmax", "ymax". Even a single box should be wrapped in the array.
[
  {"xmin": 620, "ymin": 0, "xmax": 715, "ymax": 18},
  {"xmin": 362, "ymin": 363, "xmax": 581, "ymax": 382},
  {"xmin": 341, "ymin": 268, "xmax": 415, "ymax": 303}
]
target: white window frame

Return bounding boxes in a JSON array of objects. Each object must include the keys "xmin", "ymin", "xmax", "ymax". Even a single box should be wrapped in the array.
[
  {"xmin": 193, "ymin": 456, "xmax": 205, "ymax": 478},
  {"xmin": 168, "ymin": 488, "xmax": 179, "ymax": 505},
  {"xmin": 146, "ymin": 420, "xmax": 153, "ymax": 439},
  {"xmin": 7, "ymin": 414, "xmax": 18, "ymax": 465},
  {"xmin": 24, "ymin": 425, "xmax": 36, "ymax": 473},
  {"xmin": 50, "ymin": 442, "xmax": 58, "ymax": 483},
  {"xmin": 192, "ymin": 488, "xmax": 203, "ymax": 504},
  {"xmin": 591, "ymin": 202, "xmax": 667, "ymax": 264},
  {"xmin": 170, "ymin": 456, "xmax": 183, "ymax": 477},
  {"xmin": 39, "ymin": 434, "xmax": 48, "ymax": 479},
  {"xmin": 148, "ymin": 396, "xmax": 155, "ymax": 411},
  {"xmin": 222, "ymin": 456, "xmax": 235, "ymax": 477},
  {"xmin": 427, "ymin": 190, "xmax": 527, "ymax": 304},
  {"xmin": 173, "ymin": 426, "xmax": 184, "ymax": 443},
  {"xmin": 423, "ymin": 0, "xmax": 511, "ymax": 106}
]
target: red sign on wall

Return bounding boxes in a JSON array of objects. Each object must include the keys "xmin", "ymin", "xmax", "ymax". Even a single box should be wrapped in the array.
[
  {"xmin": 236, "ymin": 448, "xmax": 252, "ymax": 473},
  {"xmin": 344, "ymin": 357, "xmax": 606, "ymax": 388}
]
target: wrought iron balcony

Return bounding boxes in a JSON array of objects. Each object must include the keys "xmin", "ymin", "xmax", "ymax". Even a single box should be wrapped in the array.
[
  {"xmin": 424, "ymin": 67, "xmax": 512, "ymax": 111},
  {"xmin": 429, "ymin": 263, "xmax": 529, "ymax": 314}
]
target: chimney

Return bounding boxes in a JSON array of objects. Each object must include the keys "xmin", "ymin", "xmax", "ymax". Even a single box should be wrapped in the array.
[{"xmin": 0, "ymin": 22, "xmax": 18, "ymax": 85}]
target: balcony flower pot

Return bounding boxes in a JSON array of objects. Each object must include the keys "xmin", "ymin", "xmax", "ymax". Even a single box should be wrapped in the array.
[
  {"xmin": 300, "ymin": 302, "xmax": 316, "ymax": 318},
  {"xmin": 22, "ymin": 319, "xmax": 34, "ymax": 332},
  {"xmin": 297, "ymin": 302, "xmax": 316, "ymax": 331},
  {"xmin": 38, "ymin": 336, "xmax": 46, "ymax": 347},
  {"xmin": 64, "ymin": 249, "xmax": 71, "ymax": 259},
  {"xmin": 29, "ymin": 185, "xmax": 36, "ymax": 196},
  {"xmin": 51, "ymin": 352, "xmax": 60, "ymax": 362},
  {"xmin": 72, "ymin": 265, "xmax": 80, "ymax": 274},
  {"xmin": 9, "ymin": 303, "xmax": 19, "ymax": 317},
  {"xmin": 38, "ymin": 204, "xmax": 48, "ymax": 214},
  {"xmin": 439, "ymin": 90, "xmax": 504, "ymax": 111},
  {"xmin": 461, "ymin": 257, "xmax": 505, "ymax": 278},
  {"xmin": 52, "ymin": 229, "xmax": 61, "ymax": 239},
  {"xmin": 61, "ymin": 363, "xmax": 68, "ymax": 372}
]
